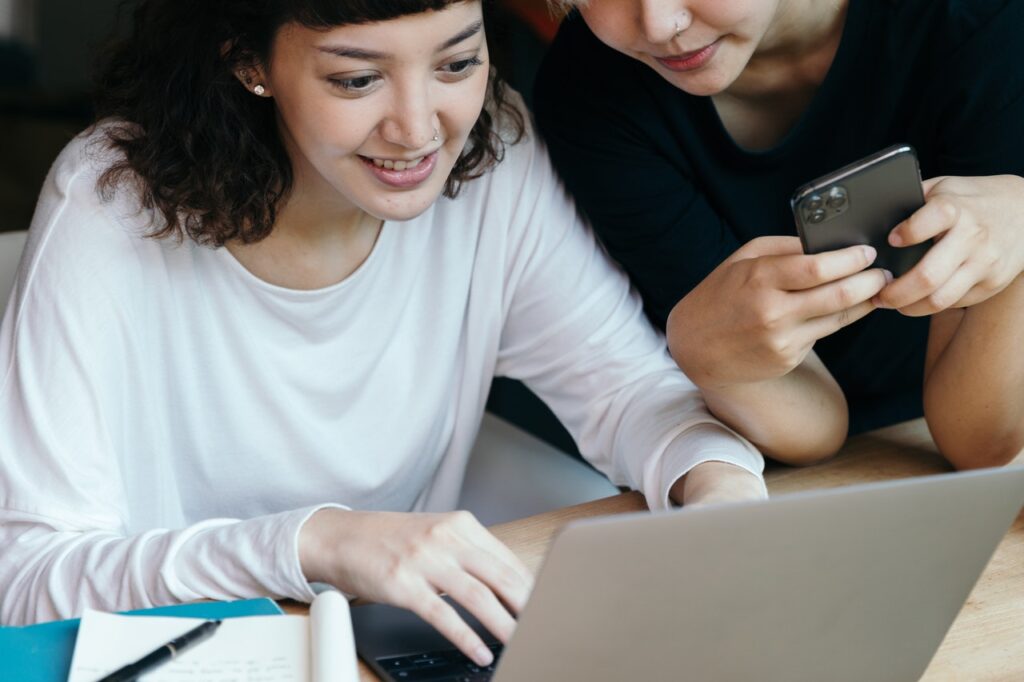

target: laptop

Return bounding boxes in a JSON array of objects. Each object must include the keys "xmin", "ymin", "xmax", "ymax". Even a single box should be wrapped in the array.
[{"xmin": 351, "ymin": 466, "xmax": 1024, "ymax": 681}]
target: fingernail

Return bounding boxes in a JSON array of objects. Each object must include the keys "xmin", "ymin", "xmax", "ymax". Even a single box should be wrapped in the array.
[
  {"xmin": 883, "ymin": 269, "xmax": 894, "ymax": 284},
  {"xmin": 475, "ymin": 646, "xmax": 494, "ymax": 666},
  {"xmin": 889, "ymin": 232, "xmax": 903, "ymax": 247},
  {"xmin": 872, "ymin": 295, "xmax": 893, "ymax": 309},
  {"xmin": 861, "ymin": 245, "xmax": 877, "ymax": 262}
]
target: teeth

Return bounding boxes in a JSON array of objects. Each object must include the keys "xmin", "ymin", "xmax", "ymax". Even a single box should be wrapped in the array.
[{"xmin": 369, "ymin": 156, "xmax": 425, "ymax": 171}]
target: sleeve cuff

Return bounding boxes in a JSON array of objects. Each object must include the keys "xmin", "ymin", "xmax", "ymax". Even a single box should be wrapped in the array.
[
  {"xmin": 283, "ymin": 503, "xmax": 350, "ymax": 603},
  {"xmin": 650, "ymin": 423, "xmax": 766, "ymax": 511}
]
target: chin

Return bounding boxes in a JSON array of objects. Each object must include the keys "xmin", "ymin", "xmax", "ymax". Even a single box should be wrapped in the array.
[
  {"xmin": 363, "ymin": 192, "xmax": 443, "ymax": 223},
  {"xmin": 663, "ymin": 69, "xmax": 733, "ymax": 96}
]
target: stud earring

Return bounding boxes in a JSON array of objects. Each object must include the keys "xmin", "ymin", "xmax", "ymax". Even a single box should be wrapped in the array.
[{"xmin": 253, "ymin": 84, "xmax": 266, "ymax": 96}]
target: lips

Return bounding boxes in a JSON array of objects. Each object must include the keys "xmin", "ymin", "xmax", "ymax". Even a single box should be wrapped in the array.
[
  {"xmin": 655, "ymin": 39, "xmax": 720, "ymax": 72},
  {"xmin": 359, "ymin": 151, "xmax": 439, "ymax": 189}
]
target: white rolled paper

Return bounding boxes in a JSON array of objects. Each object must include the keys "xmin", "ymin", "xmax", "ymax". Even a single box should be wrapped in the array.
[{"xmin": 310, "ymin": 589, "xmax": 360, "ymax": 682}]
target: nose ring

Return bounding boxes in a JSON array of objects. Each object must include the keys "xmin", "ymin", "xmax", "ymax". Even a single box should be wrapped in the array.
[
  {"xmin": 674, "ymin": 11, "xmax": 690, "ymax": 37},
  {"xmin": 433, "ymin": 128, "xmax": 440, "ymax": 142}
]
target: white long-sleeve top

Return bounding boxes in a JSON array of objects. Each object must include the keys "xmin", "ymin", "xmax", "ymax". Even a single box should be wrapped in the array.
[{"xmin": 0, "ymin": 123, "xmax": 764, "ymax": 625}]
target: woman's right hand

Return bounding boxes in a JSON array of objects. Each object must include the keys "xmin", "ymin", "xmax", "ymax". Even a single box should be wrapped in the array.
[
  {"xmin": 298, "ymin": 508, "xmax": 533, "ymax": 667},
  {"xmin": 667, "ymin": 236, "xmax": 891, "ymax": 389}
]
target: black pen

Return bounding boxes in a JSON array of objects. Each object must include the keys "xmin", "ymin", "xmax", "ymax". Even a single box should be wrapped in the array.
[{"xmin": 97, "ymin": 619, "xmax": 222, "ymax": 682}]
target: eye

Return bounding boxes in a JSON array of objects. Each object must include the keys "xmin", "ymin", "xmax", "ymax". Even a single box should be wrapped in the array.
[
  {"xmin": 439, "ymin": 56, "xmax": 484, "ymax": 77},
  {"xmin": 329, "ymin": 73, "xmax": 381, "ymax": 94}
]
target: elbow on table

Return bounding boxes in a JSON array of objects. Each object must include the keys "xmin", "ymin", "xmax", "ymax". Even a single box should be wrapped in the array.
[
  {"xmin": 760, "ymin": 432, "xmax": 846, "ymax": 468},
  {"xmin": 933, "ymin": 427, "xmax": 1024, "ymax": 471},
  {"xmin": 704, "ymin": 398, "xmax": 848, "ymax": 469}
]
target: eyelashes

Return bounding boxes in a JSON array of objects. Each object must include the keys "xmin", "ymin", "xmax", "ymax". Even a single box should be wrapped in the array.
[{"xmin": 329, "ymin": 55, "xmax": 485, "ymax": 95}]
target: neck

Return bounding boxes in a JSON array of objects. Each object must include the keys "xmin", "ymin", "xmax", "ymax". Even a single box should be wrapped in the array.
[
  {"xmin": 225, "ymin": 160, "xmax": 383, "ymax": 291},
  {"xmin": 727, "ymin": 0, "xmax": 848, "ymax": 102},
  {"xmin": 273, "ymin": 174, "xmax": 370, "ymax": 248}
]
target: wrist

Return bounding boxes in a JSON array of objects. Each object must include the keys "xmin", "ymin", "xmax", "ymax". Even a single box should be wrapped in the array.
[
  {"xmin": 672, "ymin": 461, "xmax": 767, "ymax": 507},
  {"xmin": 298, "ymin": 507, "xmax": 345, "ymax": 584}
]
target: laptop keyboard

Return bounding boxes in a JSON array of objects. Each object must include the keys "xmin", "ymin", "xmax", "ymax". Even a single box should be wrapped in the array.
[{"xmin": 377, "ymin": 642, "xmax": 503, "ymax": 681}]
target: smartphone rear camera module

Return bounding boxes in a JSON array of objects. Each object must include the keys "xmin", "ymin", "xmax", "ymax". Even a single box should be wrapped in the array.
[
  {"xmin": 801, "ymin": 186, "xmax": 850, "ymax": 225},
  {"xmin": 827, "ymin": 186, "xmax": 848, "ymax": 209}
]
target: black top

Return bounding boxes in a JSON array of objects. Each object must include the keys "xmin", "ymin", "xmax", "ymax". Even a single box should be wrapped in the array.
[{"xmin": 534, "ymin": 0, "xmax": 1024, "ymax": 433}]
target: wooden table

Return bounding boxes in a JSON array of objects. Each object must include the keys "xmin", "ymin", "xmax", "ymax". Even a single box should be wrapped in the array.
[{"xmin": 318, "ymin": 419, "xmax": 1024, "ymax": 681}]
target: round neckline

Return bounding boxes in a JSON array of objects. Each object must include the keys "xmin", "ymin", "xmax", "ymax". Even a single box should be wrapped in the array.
[
  {"xmin": 694, "ymin": 0, "xmax": 868, "ymax": 164},
  {"xmin": 216, "ymin": 218, "xmax": 392, "ymax": 298}
]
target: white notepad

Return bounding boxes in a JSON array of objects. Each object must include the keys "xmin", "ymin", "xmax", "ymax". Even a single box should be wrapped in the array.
[{"xmin": 67, "ymin": 590, "xmax": 358, "ymax": 682}]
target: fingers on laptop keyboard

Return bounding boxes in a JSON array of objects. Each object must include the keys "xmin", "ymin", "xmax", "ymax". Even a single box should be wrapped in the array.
[
  {"xmin": 445, "ymin": 572, "xmax": 517, "ymax": 642},
  {"xmin": 458, "ymin": 539, "xmax": 532, "ymax": 616},
  {"xmin": 408, "ymin": 592, "xmax": 496, "ymax": 667},
  {"xmin": 460, "ymin": 520, "xmax": 535, "ymax": 610}
]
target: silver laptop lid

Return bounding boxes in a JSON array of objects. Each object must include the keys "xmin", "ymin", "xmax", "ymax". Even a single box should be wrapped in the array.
[{"xmin": 494, "ymin": 467, "xmax": 1024, "ymax": 682}]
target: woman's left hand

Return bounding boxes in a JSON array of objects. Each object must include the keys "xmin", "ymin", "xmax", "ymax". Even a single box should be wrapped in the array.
[{"xmin": 875, "ymin": 174, "xmax": 1024, "ymax": 316}]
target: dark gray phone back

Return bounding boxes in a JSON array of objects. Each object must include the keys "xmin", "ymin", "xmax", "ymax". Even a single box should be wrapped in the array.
[{"xmin": 792, "ymin": 145, "xmax": 928, "ymax": 277}]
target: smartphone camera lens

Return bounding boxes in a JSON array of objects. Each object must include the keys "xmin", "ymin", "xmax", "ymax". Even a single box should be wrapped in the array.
[
  {"xmin": 809, "ymin": 208, "xmax": 827, "ymax": 223},
  {"xmin": 806, "ymin": 194, "xmax": 824, "ymax": 211},
  {"xmin": 827, "ymin": 186, "xmax": 848, "ymax": 209}
]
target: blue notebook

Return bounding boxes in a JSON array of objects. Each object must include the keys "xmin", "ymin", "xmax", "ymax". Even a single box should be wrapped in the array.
[{"xmin": 0, "ymin": 598, "xmax": 283, "ymax": 681}]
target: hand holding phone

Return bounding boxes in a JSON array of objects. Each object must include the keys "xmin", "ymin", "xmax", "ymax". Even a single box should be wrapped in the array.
[{"xmin": 792, "ymin": 144, "xmax": 929, "ymax": 277}]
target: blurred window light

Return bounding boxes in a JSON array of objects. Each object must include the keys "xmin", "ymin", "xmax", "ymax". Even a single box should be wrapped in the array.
[{"xmin": 1, "ymin": 0, "xmax": 36, "ymax": 45}]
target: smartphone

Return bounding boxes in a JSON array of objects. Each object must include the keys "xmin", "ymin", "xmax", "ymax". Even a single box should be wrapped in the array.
[{"xmin": 791, "ymin": 144, "xmax": 929, "ymax": 277}]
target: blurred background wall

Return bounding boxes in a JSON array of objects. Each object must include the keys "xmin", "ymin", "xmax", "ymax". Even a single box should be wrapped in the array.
[{"xmin": 1, "ymin": 0, "xmax": 117, "ymax": 233}]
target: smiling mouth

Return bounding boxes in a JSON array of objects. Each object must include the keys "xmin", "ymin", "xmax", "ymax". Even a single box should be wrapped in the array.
[
  {"xmin": 358, "ymin": 151, "xmax": 440, "ymax": 189},
  {"xmin": 654, "ymin": 39, "xmax": 721, "ymax": 71},
  {"xmin": 360, "ymin": 155, "xmax": 428, "ymax": 172}
]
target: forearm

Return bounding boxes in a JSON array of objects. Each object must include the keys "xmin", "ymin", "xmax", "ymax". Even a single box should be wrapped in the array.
[
  {"xmin": 0, "ymin": 506, "xmax": 328, "ymax": 625},
  {"xmin": 923, "ymin": 275, "xmax": 1024, "ymax": 469},
  {"xmin": 699, "ymin": 354, "xmax": 848, "ymax": 465}
]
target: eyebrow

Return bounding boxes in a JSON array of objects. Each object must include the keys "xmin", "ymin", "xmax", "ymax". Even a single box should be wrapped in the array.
[{"xmin": 317, "ymin": 20, "xmax": 483, "ymax": 60}]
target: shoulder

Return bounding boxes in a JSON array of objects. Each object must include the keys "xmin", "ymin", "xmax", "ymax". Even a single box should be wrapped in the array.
[
  {"xmin": 34, "ymin": 121, "xmax": 153, "ymax": 236},
  {"xmin": 463, "ymin": 90, "xmax": 554, "ymax": 201},
  {"xmin": 882, "ymin": 0, "xmax": 1024, "ymax": 53},
  {"xmin": 432, "ymin": 90, "xmax": 583, "ymax": 257},
  {"xmin": 890, "ymin": 0, "xmax": 1024, "ymax": 113},
  {"xmin": 21, "ymin": 123, "xmax": 164, "ymax": 298},
  {"xmin": 45, "ymin": 121, "xmax": 130, "ymax": 198}
]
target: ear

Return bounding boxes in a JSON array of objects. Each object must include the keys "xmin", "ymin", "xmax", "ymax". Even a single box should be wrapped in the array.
[
  {"xmin": 234, "ymin": 66, "xmax": 272, "ymax": 97},
  {"xmin": 223, "ymin": 39, "xmax": 271, "ymax": 97}
]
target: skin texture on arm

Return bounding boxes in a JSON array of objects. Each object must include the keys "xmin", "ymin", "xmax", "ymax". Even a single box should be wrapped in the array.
[
  {"xmin": 696, "ymin": 354, "xmax": 847, "ymax": 464},
  {"xmin": 670, "ymin": 461, "xmax": 768, "ymax": 507},
  {"xmin": 665, "ymin": 236, "xmax": 890, "ymax": 464},
  {"xmin": 922, "ymin": 281, "xmax": 1024, "ymax": 469},
  {"xmin": 880, "ymin": 176, "xmax": 1024, "ymax": 468}
]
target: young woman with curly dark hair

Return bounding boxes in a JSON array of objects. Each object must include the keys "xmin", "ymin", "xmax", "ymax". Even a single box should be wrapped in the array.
[{"xmin": 0, "ymin": 0, "xmax": 767, "ymax": 662}]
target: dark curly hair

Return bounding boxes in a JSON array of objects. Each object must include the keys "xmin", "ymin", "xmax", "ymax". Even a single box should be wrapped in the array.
[{"xmin": 93, "ymin": 0, "xmax": 525, "ymax": 246}]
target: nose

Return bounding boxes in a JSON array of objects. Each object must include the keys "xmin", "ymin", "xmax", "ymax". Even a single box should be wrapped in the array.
[
  {"xmin": 638, "ymin": 1, "xmax": 692, "ymax": 45},
  {"xmin": 379, "ymin": 79, "xmax": 439, "ymax": 151}
]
